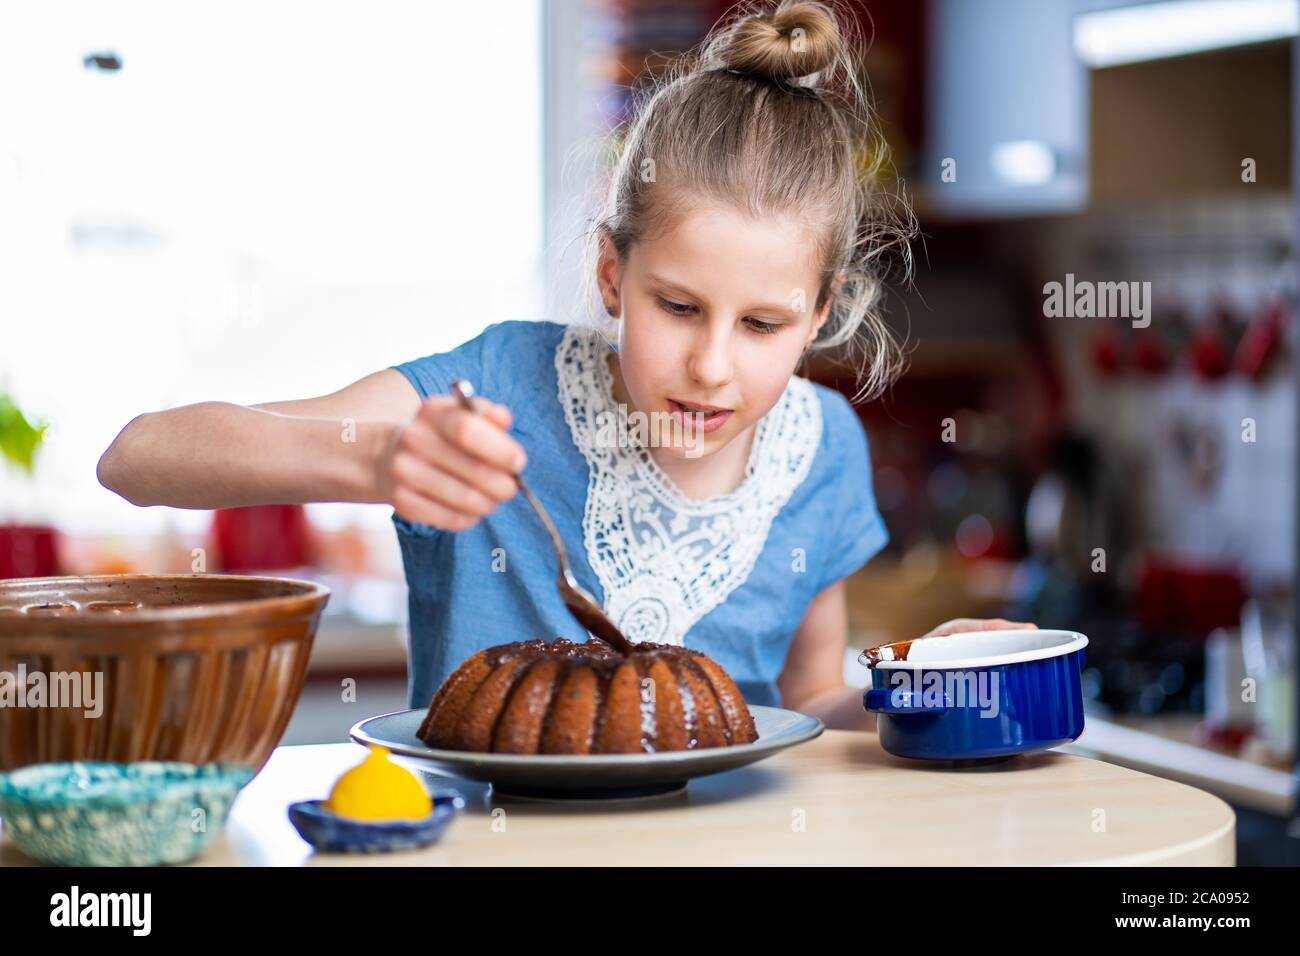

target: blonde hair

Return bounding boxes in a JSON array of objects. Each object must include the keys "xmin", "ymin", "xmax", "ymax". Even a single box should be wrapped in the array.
[{"xmin": 580, "ymin": 0, "xmax": 916, "ymax": 403}]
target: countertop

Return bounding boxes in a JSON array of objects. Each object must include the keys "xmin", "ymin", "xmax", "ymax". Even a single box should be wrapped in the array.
[
  {"xmin": 1062, "ymin": 714, "xmax": 1294, "ymax": 817},
  {"xmin": 0, "ymin": 731, "xmax": 1232, "ymax": 867}
]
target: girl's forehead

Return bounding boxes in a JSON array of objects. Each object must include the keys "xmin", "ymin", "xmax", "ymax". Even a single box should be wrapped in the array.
[{"xmin": 633, "ymin": 203, "xmax": 825, "ymax": 277}]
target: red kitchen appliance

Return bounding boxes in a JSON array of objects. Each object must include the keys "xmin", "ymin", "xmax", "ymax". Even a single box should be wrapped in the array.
[
  {"xmin": 1136, "ymin": 556, "xmax": 1245, "ymax": 638},
  {"xmin": 207, "ymin": 504, "xmax": 314, "ymax": 572},
  {"xmin": 0, "ymin": 524, "xmax": 60, "ymax": 579}
]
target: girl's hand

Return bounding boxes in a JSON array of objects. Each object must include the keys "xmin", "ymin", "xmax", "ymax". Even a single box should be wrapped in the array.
[
  {"xmin": 922, "ymin": 618, "xmax": 1037, "ymax": 638},
  {"xmin": 380, "ymin": 395, "xmax": 526, "ymax": 532}
]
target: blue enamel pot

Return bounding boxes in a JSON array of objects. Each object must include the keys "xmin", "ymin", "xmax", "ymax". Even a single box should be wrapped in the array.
[{"xmin": 861, "ymin": 629, "xmax": 1088, "ymax": 761}]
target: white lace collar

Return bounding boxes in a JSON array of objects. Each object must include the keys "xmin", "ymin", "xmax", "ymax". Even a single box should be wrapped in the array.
[{"xmin": 555, "ymin": 323, "xmax": 823, "ymax": 645}]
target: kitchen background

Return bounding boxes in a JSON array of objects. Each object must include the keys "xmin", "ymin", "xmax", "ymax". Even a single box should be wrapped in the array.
[{"xmin": 0, "ymin": 0, "xmax": 1296, "ymax": 864}]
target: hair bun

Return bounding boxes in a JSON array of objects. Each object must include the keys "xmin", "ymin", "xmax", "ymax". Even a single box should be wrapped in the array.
[{"xmin": 716, "ymin": 1, "xmax": 842, "ymax": 83}]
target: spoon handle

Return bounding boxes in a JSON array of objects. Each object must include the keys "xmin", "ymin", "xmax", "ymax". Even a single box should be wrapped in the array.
[{"xmin": 447, "ymin": 379, "xmax": 637, "ymax": 657}]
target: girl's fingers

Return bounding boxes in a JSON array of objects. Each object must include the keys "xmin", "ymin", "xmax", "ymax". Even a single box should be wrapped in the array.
[
  {"xmin": 423, "ymin": 430, "xmax": 518, "ymax": 503},
  {"xmin": 420, "ymin": 397, "xmax": 526, "ymax": 472},
  {"xmin": 410, "ymin": 426, "xmax": 517, "ymax": 504},
  {"xmin": 392, "ymin": 485, "xmax": 477, "ymax": 532},
  {"xmin": 401, "ymin": 405, "xmax": 519, "ymax": 501},
  {"xmin": 391, "ymin": 448, "xmax": 497, "ymax": 517},
  {"xmin": 392, "ymin": 395, "xmax": 522, "ymax": 533},
  {"xmin": 476, "ymin": 398, "xmax": 512, "ymax": 430},
  {"xmin": 462, "ymin": 396, "xmax": 512, "ymax": 429},
  {"xmin": 924, "ymin": 618, "xmax": 1038, "ymax": 638}
]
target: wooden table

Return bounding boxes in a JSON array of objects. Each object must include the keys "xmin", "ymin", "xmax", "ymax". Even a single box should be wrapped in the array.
[{"xmin": 0, "ymin": 731, "xmax": 1236, "ymax": 866}]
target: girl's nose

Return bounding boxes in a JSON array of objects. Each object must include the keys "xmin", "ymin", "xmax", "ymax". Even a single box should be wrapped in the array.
[{"xmin": 687, "ymin": 325, "xmax": 734, "ymax": 390}]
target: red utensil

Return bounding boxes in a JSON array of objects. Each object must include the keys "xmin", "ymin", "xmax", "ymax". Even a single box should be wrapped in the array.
[
  {"xmin": 1234, "ymin": 299, "xmax": 1286, "ymax": 381},
  {"xmin": 1090, "ymin": 327, "xmax": 1124, "ymax": 377},
  {"xmin": 1189, "ymin": 310, "xmax": 1232, "ymax": 381},
  {"xmin": 1133, "ymin": 329, "xmax": 1169, "ymax": 375}
]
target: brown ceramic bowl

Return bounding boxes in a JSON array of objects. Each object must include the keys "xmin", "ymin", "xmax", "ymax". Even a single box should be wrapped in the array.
[{"xmin": 0, "ymin": 574, "xmax": 329, "ymax": 772}]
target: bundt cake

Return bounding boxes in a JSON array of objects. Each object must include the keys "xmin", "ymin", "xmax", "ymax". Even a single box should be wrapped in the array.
[{"xmin": 418, "ymin": 638, "xmax": 759, "ymax": 754}]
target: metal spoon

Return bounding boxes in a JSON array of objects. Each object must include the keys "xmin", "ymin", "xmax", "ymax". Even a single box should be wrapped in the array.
[{"xmin": 449, "ymin": 379, "xmax": 638, "ymax": 657}]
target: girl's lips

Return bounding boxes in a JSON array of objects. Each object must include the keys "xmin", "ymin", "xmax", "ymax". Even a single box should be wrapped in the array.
[
  {"xmin": 669, "ymin": 397, "xmax": 731, "ymax": 412},
  {"xmin": 668, "ymin": 398, "xmax": 733, "ymax": 433}
]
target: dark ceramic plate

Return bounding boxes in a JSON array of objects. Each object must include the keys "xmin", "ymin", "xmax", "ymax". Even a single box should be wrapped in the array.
[
  {"xmin": 349, "ymin": 705, "xmax": 822, "ymax": 799},
  {"xmin": 288, "ymin": 794, "xmax": 465, "ymax": 853}
]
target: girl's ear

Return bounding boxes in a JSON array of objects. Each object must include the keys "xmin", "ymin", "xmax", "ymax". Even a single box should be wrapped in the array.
[
  {"xmin": 596, "ymin": 229, "xmax": 623, "ymax": 316},
  {"xmin": 806, "ymin": 272, "xmax": 844, "ymax": 347}
]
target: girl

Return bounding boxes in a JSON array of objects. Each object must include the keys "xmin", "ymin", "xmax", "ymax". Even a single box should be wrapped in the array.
[{"xmin": 98, "ymin": 0, "xmax": 1028, "ymax": 732}]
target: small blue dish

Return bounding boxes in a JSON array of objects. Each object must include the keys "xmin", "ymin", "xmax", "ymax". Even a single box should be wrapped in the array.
[
  {"xmin": 862, "ymin": 629, "xmax": 1088, "ymax": 761},
  {"xmin": 0, "ymin": 761, "xmax": 254, "ymax": 866},
  {"xmin": 288, "ymin": 792, "xmax": 465, "ymax": 854}
]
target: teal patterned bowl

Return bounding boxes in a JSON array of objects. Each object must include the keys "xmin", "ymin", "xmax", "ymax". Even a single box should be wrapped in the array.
[{"xmin": 0, "ymin": 762, "xmax": 254, "ymax": 866}]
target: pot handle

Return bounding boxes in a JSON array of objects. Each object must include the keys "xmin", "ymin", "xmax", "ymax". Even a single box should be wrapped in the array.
[{"xmin": 863, "ymin": 688, "xmax": 952, "ymax": 715}]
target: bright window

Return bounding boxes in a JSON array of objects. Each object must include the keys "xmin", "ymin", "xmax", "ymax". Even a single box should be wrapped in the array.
[{"xmin": 0, "ymin": 0, "xmax": 543, "ymax": 535}]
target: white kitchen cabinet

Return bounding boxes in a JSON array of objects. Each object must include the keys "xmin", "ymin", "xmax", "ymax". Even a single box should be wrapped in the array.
[{"xmin": 924, "ymin": 0, "xmax": 1088, "ymax": 217}]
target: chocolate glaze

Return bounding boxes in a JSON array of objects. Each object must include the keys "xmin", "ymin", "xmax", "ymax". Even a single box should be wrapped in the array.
[
  {"xmin": 425, "ymin": 638, "xmax": 758, "ymax": 754},
  {"xmin": 860, "ymin": 638, "xmax": 915, "ymax": 666}
]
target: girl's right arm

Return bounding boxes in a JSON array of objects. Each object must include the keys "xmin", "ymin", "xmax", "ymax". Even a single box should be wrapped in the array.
[{"xmin": 96, "ymin": 368, "xmax": 526, "ymax": 531}]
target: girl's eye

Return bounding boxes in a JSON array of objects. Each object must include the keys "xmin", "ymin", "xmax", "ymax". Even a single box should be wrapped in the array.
[
  {"xmin": 657, "ymin": 296, "xmax": 695, "ymax": 316},
  {"xmin": 744, "ymin": 317, "xmax": 782, "ymax": 335}
]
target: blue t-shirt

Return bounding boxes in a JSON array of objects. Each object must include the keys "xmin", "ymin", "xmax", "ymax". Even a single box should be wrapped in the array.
[{"xmin": 390, "ymin": 320, "xmax": 888, "ymax": 709}]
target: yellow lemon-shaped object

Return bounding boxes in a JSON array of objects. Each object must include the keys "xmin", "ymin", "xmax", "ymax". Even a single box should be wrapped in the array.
[{"xmin": 324, "ymin": 744, "xmax": 433, "ymax": 822}]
